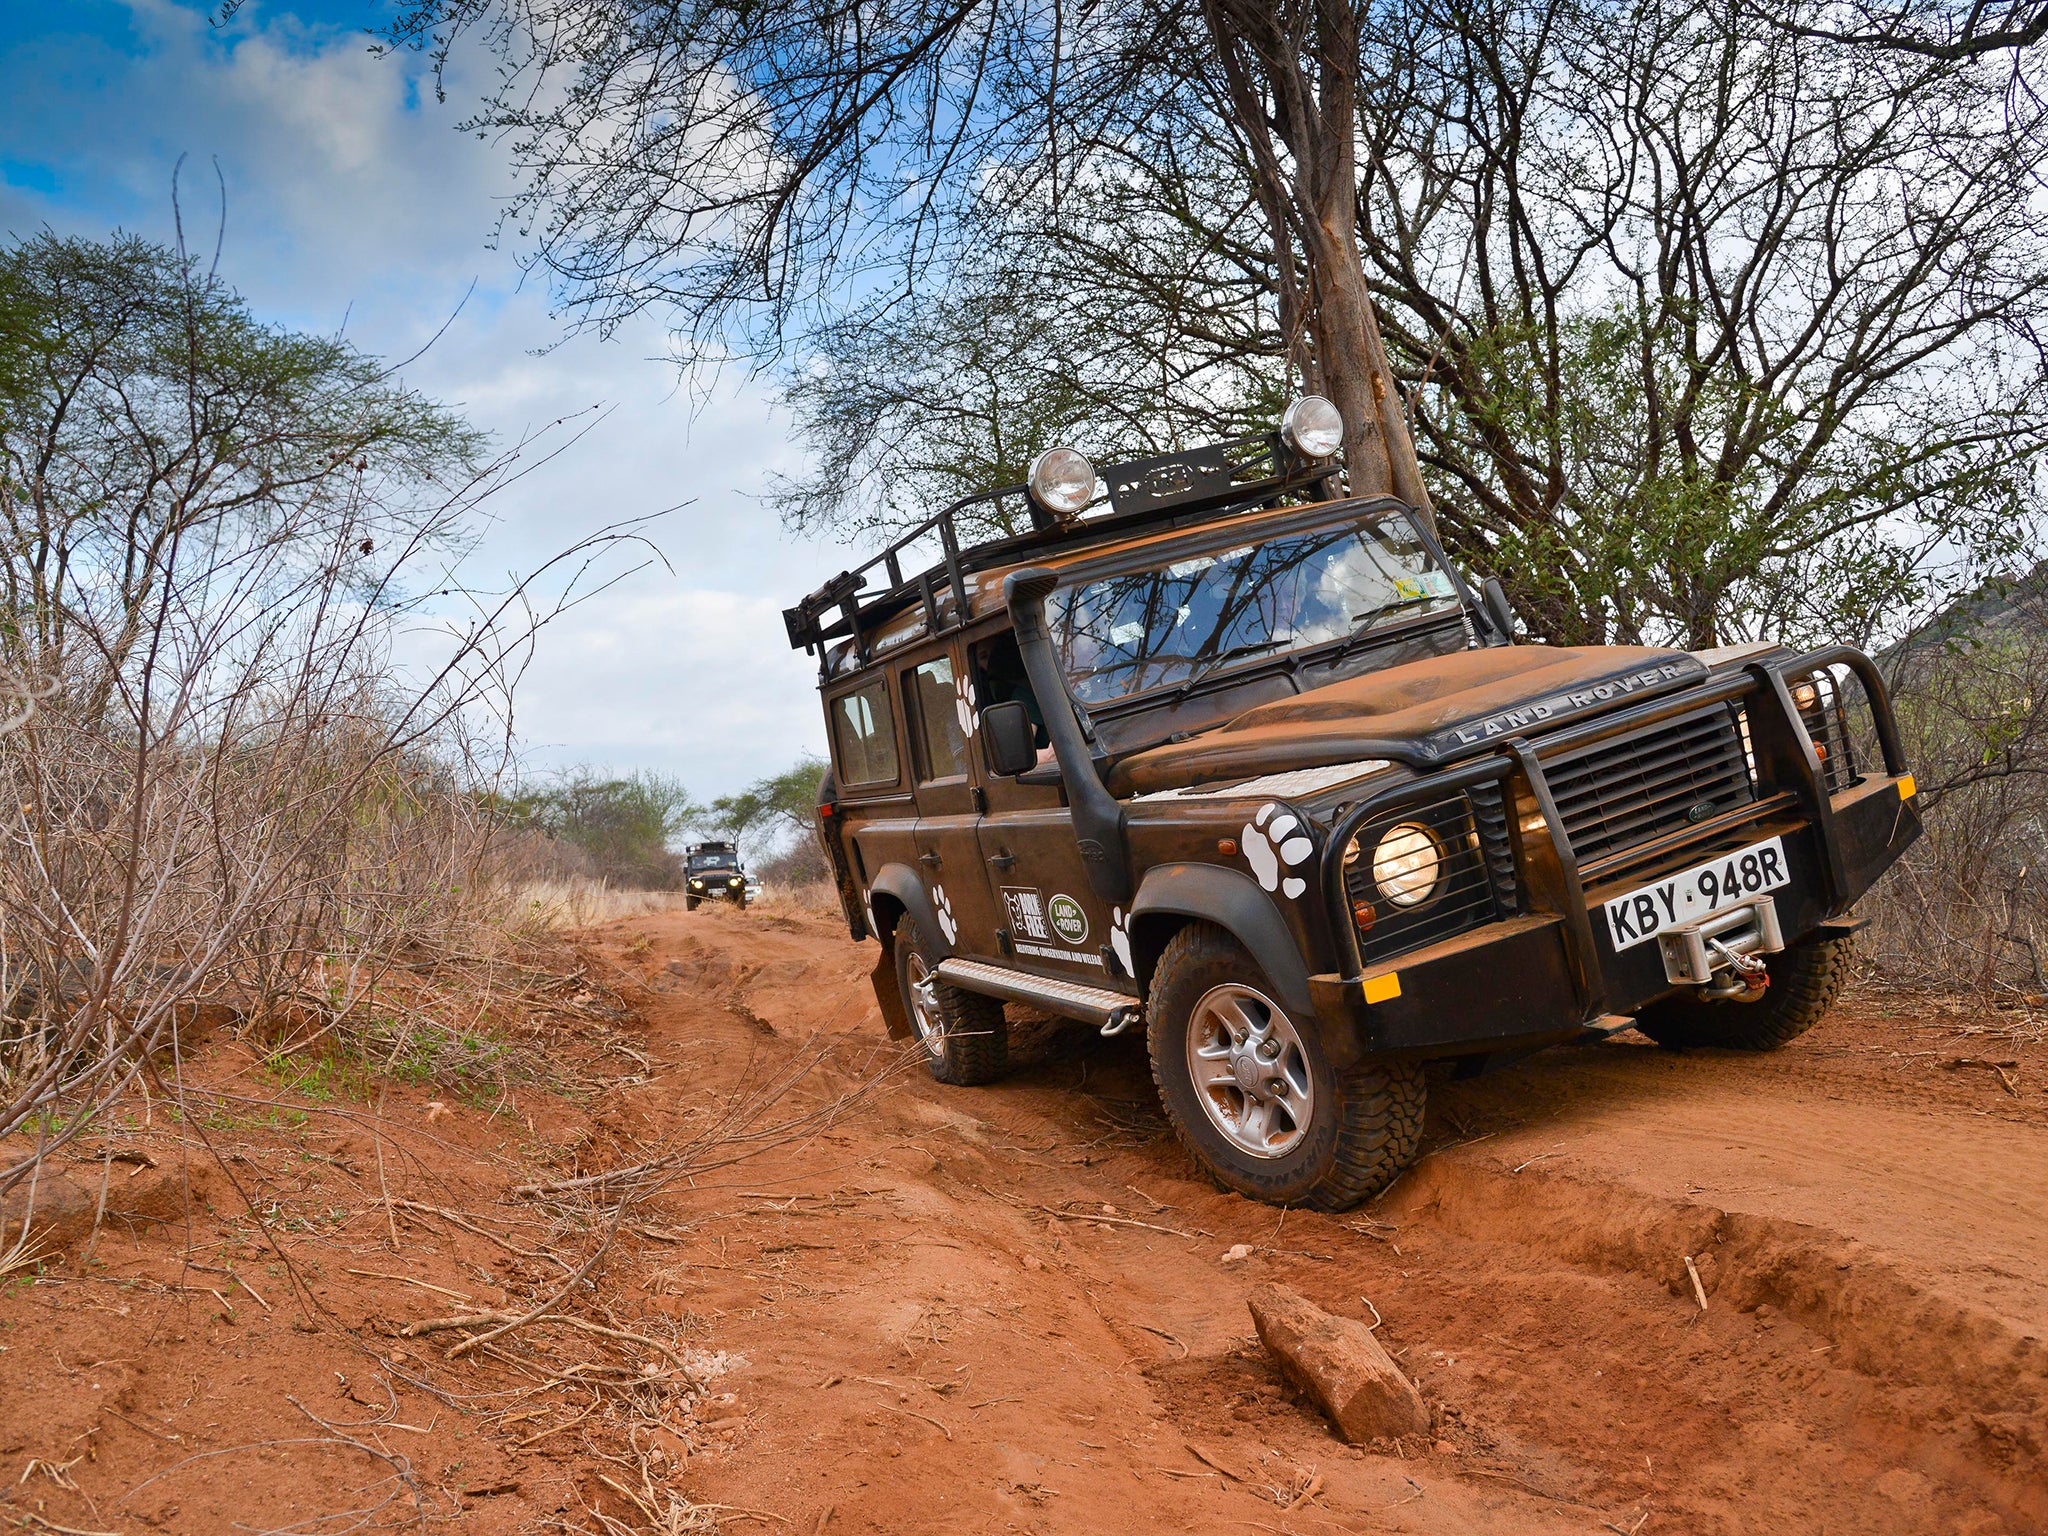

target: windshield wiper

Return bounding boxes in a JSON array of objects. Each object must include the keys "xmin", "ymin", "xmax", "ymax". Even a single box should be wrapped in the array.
[{"xmin": 1167, "ymin": 638, "xmax": 1290, "ymax": 701}]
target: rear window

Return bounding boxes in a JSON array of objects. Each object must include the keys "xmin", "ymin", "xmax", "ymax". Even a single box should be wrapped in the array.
[{"xmin": 831, "ymin": 679, "xmax": 899, "ymax": 785}]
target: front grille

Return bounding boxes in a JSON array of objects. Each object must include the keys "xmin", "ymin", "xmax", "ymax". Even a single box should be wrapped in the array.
[
  {"xmin": 1543, "ymin": 704, "xmax": 1756, "ymax": 866},
  {"xmin": 1346, "ymin": 789, "xmax": 1517, "ymax": 965}
]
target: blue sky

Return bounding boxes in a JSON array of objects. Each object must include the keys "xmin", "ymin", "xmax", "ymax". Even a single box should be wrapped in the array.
[{"xmin": 0, "ymin": 0, "xmax": 849, "ymax": 794}]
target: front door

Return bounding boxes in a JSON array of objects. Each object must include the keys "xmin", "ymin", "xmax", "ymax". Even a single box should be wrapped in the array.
[
  {"xmin": 967, "ymin": 627, "xmax": 1131, "ymax": 991},
  {"xmin": 902, "ymin": 649, "xmax": 1002, "ymax": 959}
]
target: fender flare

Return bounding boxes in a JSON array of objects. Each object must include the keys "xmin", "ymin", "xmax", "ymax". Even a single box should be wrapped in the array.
[
  {"xmin": 1130, "ymin": 863, "xmax": 1316, "ymax": 1020},
  {"xmin": 865, "ymin": 862, "xmax": 942, "ymax": 951}
]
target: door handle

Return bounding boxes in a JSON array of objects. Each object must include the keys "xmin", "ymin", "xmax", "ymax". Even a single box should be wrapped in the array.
[
  {"xmin": 987, "ymin": 850, "xmax": 1015, "ymax": 870},
  {"xmin": 918, "ymin": 851, "xmax": 941, "ymax": 868}
]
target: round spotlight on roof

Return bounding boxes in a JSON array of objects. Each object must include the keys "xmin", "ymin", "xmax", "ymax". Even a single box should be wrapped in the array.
[
  {"xmin": 1026, "ymin": 446, "xmax": 1098, "ymax": 520},
  {"xmin": 1280, "ymin": 395, "xmax": 1345, "ymax": 460}
]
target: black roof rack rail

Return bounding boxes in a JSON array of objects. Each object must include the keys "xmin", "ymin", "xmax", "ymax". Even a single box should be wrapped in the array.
[{"xmin": 782, "ymin": 431, "xmax": 1341, "ymax": 678}]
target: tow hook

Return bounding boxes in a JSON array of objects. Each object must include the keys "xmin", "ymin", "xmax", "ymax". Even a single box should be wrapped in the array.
[{"xmin": 1702, "ymin": 938, "xmax": 1771, "ymax": 1002}]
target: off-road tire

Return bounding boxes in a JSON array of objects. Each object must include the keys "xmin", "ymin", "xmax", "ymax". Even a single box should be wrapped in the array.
[
  {"xmin": 1635, "ymin": 933, "xmax": 1851, "ymax": 1051},
  {"xmin": 684, "ymin": 895, "xmax": 700, "ymax": 912},
  {"xmin": 1147, "ymin": 922, "xmax": 1424, "ymax": 1211},
  {"xmin": 893, "ymin": 916, "xmax": 1008, "ymax": 1086}
]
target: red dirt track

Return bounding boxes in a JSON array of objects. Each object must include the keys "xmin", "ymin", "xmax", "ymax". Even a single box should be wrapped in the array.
[{"xmin": 3, "ymin": 901, "xmax": 2043, "ymax": 1535}]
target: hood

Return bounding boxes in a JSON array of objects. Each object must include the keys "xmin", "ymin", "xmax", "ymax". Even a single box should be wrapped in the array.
[{"xmin": 1108, "ymin": 645, "xmax": 1706, "ymax": 797}]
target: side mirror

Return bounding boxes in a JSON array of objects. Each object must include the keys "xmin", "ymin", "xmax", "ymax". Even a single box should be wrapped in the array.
[
  {"xmin": 981, "ymin": 700, "xmax": 1039, "ymax": 777},
  {"xmin": 1482, "ymin": 576, "xmax": 1517, "ymax": 643}
]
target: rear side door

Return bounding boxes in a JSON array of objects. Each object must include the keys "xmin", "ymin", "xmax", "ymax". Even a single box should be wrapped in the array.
[
  {"xmin": 825, "ymin": 673, "xmax": 918, "ymax": 926},
  {"xmin": 901, "ymin": 647, "xmax": 1003, "ymax": 959}
]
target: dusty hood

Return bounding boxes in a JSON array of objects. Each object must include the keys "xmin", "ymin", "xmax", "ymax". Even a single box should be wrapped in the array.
[{"xmin": 1109, "ymin": 645, "xmax": 1706, "ymax": 797}]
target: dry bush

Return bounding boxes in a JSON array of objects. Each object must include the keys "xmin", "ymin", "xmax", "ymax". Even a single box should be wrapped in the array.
[
  {"xmin": 0, "ymin": 427, "xmax": 657, "ymax": 1238},
  {"xmin": 1857, "ymin": 588, "xmax": 2048, "ymax": 1004}
]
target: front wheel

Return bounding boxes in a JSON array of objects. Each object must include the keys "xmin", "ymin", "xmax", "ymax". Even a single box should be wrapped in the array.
[
  {"xmin": 1635, "ymin": 933, "xmax": 1851, "ymax": 1051},
  {"xmin": 1147, "ymin": 923, "xmax": 1424, "ymax": 1211},
  {"xmin": 684, "ymin": 895, "xmax": 700, "ymax": 912}
]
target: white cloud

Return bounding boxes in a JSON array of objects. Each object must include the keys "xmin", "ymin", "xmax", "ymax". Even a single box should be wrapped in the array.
[{"xmin": 0, "ymin": 0, "xmax": 853, "ymax": 791}]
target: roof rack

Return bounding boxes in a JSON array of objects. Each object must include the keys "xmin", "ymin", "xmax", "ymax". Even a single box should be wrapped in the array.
[{"xmin": 782, "ymin": 431, "xmax": 1339, "ymax": 677}]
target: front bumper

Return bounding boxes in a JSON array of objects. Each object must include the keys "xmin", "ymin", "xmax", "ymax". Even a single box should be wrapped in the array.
[{"xmin": 1308, "ymin": 646, "xmax": 1921, "ymax": 1065}]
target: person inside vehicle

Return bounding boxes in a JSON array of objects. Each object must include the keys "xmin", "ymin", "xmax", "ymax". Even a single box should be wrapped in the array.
[{"xmin": 973, "ymin": 633, "xmax": 1057, "ymax": 768}]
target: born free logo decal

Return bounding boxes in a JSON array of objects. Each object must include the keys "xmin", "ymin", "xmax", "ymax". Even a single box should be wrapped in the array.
[{"xmin": 1047, "ymin": 894, "xmax": 1089, "ymax": 946}]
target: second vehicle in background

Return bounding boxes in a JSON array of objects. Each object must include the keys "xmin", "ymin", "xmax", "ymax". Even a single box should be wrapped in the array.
[{"xmin": 684, "ymin": 841, "xmax": 751, "ymax": 910}]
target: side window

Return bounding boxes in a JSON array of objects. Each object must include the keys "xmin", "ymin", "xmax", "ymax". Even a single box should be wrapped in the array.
[
  {"xmin": 830, "ymin": 679, "xmax": 899, "ymax": 786},
  {"xmin": 908, "ymin": 656, "xmax": 970, "ymax": 782}
]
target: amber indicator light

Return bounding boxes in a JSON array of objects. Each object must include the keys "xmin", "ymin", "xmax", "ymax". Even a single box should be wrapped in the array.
[{"xmin": 1218, "ymin": 837, "xmax": 1238, "ymax": 856}]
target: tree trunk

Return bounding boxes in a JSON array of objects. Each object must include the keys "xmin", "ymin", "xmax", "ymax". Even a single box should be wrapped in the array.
[{"xmin": 1201, "ymin": 0, "xmax": 1436, "ymax": 531}]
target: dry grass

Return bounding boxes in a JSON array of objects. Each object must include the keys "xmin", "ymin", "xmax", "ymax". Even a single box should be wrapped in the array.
[{"xmin": 518, "ymin": 879, "xmax": 691, "ymax": 929}]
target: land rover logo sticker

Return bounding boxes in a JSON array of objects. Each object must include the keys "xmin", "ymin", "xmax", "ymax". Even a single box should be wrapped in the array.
[{"xmin": 1047, "ymin": 894, "xmax": 1089, "ymax": 945}]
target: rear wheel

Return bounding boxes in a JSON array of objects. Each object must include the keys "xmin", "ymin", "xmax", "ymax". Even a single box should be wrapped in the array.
[
  {"xmin": 893, "ymin": 916, "xmax": 1008, "ymax": 1085},
  {"xmin": 1147, "ymin": 923, "xmax": 1424, "ymax": 1211},
  {"xmin": 1635, "ymin": 933, "xmax": 1851, "ymax": 1051}
]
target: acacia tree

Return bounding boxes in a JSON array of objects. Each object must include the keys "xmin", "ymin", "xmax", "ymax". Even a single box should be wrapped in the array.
[
  {"xmin": 751, "ymin": 0, "xmax": 2048, "ymax": 650},
  {"xmin": 384, "ymin": 0, "xmax": 1432, "ymax": 500},
  {"xmin": 0, "ymin": 232, "xmax": 482, "ymax": 719}
]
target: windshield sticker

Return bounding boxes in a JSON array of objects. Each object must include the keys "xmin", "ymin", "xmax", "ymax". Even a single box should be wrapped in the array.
[
  {"xmin": 1002, "ymin": 886, "xmax": 1053, "ymax": 943},
  {"xmin": 1047, "ymin": 894, "xmax": 1090, "ymax": 946}
]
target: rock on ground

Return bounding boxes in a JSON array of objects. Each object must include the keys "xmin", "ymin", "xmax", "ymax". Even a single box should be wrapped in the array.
[{"xmin": 1248, "ymin": 1282, "xmax": 1430, "ymax": 1443}]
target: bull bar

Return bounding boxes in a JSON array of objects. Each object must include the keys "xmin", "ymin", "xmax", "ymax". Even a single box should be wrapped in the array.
[{"xmin": 1307, "ymin": 646, "xmax": 1912, "ymax": 1055}]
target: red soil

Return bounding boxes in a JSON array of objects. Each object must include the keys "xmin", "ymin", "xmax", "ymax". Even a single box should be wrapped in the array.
[{"xmin": 2, "ymin": 901, "xmax": 2042, "ymax": 1535}]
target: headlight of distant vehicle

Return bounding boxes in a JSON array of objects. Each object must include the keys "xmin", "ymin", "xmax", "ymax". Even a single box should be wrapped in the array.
[
  {"xmin": 689, "ymin": 878, "xmax": 703, "ymax": 888},
  {"xmin": 1370, "ymin": 822, "xmax": 1442, "ymax": 908},
  {"xmin": 1027, "ymin": 446, "xmax": 1097, "ymax": 519},
  {"xmin": 1280, "ymin": 395, "xmax": 1344, "ymax": 460}
]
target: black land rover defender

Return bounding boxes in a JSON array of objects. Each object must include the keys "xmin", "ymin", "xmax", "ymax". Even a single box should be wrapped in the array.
[
  {"xmin": 684, "ymin": 841, "xmax": 749, "ymax": 911},
  {"xmin": 785, "ymin": 399, "xmax": 1920, "ymax": 1211}
]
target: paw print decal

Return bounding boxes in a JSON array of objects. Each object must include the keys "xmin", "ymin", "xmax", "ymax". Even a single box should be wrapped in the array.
[
  {"xmin": 931, "ymin": 883, "xmax": 957, "ymax": 944},
  {"xmin": 1109, "ymin": 907, "xmax": 1134, "ymax": 977},
  {"xmin": 954, "ymin": 675, "xmax": 978, "ymax": 738},
  {"xmin": 1242, "ymin": 803, "xmax": 1313, "ymax": 899}
]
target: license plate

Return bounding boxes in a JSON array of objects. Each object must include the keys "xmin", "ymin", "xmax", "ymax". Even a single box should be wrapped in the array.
[{"xmin": 1602, "ymin": 835, "xmax": 1791, "ymax": 951}]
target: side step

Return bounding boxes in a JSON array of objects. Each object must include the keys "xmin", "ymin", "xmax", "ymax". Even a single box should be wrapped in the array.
[{"xmin": 935, "ymin": 958, "xmax": 1143, "ymax": 1036}]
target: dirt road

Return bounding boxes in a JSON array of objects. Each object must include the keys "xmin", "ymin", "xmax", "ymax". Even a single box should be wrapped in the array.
[{"xmin": 3, "ymin": 900, "xmax": 2042, "ymax": 1535}]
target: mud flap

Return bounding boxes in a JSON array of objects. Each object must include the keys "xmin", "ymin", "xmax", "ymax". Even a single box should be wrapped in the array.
[{"xmin": 872, "ymin": 933, "xmax": 912, "ymax": 1040}]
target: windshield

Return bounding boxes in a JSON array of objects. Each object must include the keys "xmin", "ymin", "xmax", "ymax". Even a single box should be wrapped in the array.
[
  {"xmin": 689, "ymin": 852, "xmax": 737, "ymax": 870},
  {"xmin": 1051, "ymin": 512, "xmax": 1463, "ymax": 705}
]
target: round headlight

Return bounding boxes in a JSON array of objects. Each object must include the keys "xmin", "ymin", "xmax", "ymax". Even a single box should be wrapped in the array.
[
  {"xmin": 1280, "ymin": 395, "xmax": 1345, "ymax": 460},
  {"xmin": 1027, "ymin": 446, "xmax": 1097, "ymax": 518},
  {"xmin": 1371, "ymin": 822, "xmax": 1442, "ymax": 908}
]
